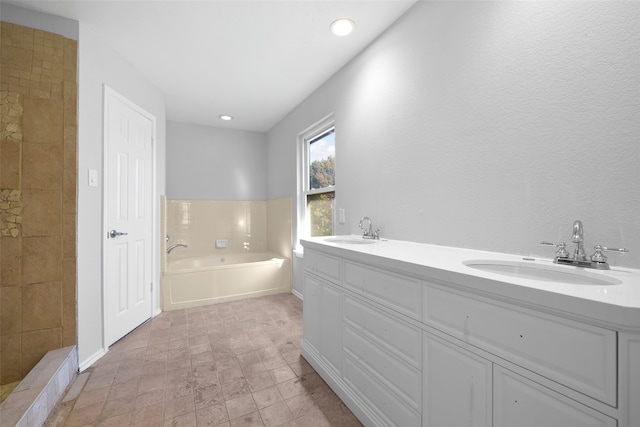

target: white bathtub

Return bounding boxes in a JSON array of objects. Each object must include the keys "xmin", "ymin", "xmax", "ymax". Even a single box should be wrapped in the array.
[{"xmin": 162, "ymin": 252, "xmax": 291, "ymax": 311}]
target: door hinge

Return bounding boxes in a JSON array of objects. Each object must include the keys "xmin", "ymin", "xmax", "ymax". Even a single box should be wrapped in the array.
[{"xmin": 150, "ymin": 282, "xmax": 153, "ymax": 292}]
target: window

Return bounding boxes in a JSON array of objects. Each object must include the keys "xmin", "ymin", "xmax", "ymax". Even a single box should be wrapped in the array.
[{"xmin": 300, "ymin": 118, "xmax": 335, "ymax": 238}]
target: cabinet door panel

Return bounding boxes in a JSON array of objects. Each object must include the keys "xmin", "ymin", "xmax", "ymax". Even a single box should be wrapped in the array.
[
  {"xmin": 423, "ymin": 333, "xmax": 492, "ymax": 427},
  {"xmin": 321, "ymin": 284, "xmax": 343, "ymax": 375},
  {"xmin": 494, "ymin": 366, "xmax": 616, "ymax": 427},
  {"xmin": 619, "ymin": 333, "xmax": 640, "ymax": 427},
  {"xmin": 302, "ymin": 276, "xmax": 322, "ymax": 354}
]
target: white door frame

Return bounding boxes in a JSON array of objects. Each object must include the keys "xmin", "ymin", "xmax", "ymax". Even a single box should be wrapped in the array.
[{"xmin": 101, "ymin": 85, "xmax": 157, "ymax": 350}]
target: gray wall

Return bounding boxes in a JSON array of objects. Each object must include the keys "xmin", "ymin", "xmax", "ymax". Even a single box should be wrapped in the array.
[
  {"xmin": 76, "ymin": 26, "xmax": 166, "ymax": 367},
  {"xmin": 166, "ymin": 121, "xmax": 267, "ymax": 200},
  {"xmin": 268, "ymin": 0, "xmax": 640, "ymax": 289}
]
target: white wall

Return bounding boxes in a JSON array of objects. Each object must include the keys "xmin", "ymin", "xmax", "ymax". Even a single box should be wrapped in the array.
[
  {"xmin": 268, "ymin": 0, "xmax": 640, "ymax": 289},
  {"xmin": 78, "ymin": 26, "xmax": 166, "ymax": 367},
  {"xmin": 166, "ymin": 121, "xmax": 267, "ymax": 200}
]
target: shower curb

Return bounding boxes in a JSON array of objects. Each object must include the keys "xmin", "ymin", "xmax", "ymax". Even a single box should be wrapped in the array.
[{"xmin": 0, "ymin": 346, "xmax": 78, "ymax": 427}]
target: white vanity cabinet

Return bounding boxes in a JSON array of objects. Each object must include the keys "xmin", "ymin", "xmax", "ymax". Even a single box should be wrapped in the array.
[
  {"xmin": 493, "ymin": 366, "xmax": 616, "ymax": 427},
  {"xmin": 302, "ymin": 250, "xmax": 423, "ymax": 427},
  {"xmin": 423, "ymin": 282, "xmax": 617, "ymax": 406},
  {"xmin": 343, "ymin": 261, "xmax": 422, "ymax": 320},
  {"xmin": 302, "ymin": 275, "xmax": 321, "ymax": 354},
  {"xmin": 423, "ymin": 333, "xmax": 493, "ymax": 427},
  {"xmin": 300, "ymin": 240, "xmax": 637, "ymax": 427},
  {"xmin": 302, "ymin": 251, "xmax": 343, "ymax": 379},
  {"xmin": 423, "ymin": 314, "xmax": 617, "ymax": 427},
  {"xmin": 343, "ymin": 295, "xmax": 422, "ymax": 426}
]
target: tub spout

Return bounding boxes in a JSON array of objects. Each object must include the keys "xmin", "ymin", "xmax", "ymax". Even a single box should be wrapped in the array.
[{"xmin": 167, "ymin": 243, "xmax": 188, "ymax": 254}]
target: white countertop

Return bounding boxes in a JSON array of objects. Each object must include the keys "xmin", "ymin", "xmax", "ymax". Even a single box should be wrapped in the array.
[{"xmin": 301, "ymin": 236, "xmax": 640, "ymax": 331}]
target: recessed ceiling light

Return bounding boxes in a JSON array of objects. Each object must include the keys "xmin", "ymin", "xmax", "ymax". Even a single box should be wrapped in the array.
[
  {"xmin": 330, "ymin": 18, "xmax": 355, "ymax": 37},
  {"xmin": 219, "ymin": 115, "xmax": 233, "ymax": 121}
]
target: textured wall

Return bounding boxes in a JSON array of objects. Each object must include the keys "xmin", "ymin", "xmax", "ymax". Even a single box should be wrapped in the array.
[
  {"xmin": 0, "ymin": 21, "xmax": 77, "ymax": 385},
  {"xmin": 268, "ymin": 1, "xmax": 640, "ymax": 269}
]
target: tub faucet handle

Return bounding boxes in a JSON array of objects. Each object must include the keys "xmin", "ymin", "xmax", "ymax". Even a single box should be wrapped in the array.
[{"xmin": 167, "ymin": 243, "xmax": 188, "ymax": 254}]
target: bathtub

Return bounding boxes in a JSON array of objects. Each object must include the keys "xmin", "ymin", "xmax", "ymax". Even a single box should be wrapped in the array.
[{"xmin": 162, "ymin": 252, "xmax": 291, "ymax": 311}]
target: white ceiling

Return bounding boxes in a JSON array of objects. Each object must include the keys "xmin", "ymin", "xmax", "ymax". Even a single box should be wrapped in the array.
[{"xmin": 6, "ymin": 0, "xmax": 417, "ymax": 132}]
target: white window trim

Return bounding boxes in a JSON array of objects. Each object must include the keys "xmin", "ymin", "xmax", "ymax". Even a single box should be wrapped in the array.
[{"xmin": 296, "ymin": 113, "xmax": 335, "ymax": 248}]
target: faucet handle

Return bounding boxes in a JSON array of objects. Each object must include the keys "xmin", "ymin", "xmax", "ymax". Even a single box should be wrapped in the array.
[
  {"xmin": 601, "ymin": 246, "xmax": 629, "ymax": 253},
  {"xmin": 591, "ymin": 245, "xmax": 629, "ymax": 264},
  {"xmin": 590, "ymin": 245, "xmax": 608, "ymax": 264},
  {"xmin": 541, "ymin": 241, "xmax": 570, "ymax": 258}
]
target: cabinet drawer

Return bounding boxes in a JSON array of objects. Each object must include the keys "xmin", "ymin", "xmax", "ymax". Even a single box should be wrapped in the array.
[
  {"xmin": 344, "ymin": 262, "xmax": 421, "ymax": 320},
  {"xmin": 304, "ymin": 250, "xmax": 341, "ymax": 284},
  {"xmin": 344, "ymin": 325, "xmax": 421, "ymax": 410},
  {"xmin": 344, "ymin": 296, "xmax": 421, "ymax": 368},
  {"xmin": 343, "ymin": 354, "xmax": 421, "ymax": 427},
  {"xmin": 424, "ymin": 284, "xmax": 616, "ymax": 405},
  {"xmin": 494, "ymin": 366, "xmax": 616, "ymax": 427}
]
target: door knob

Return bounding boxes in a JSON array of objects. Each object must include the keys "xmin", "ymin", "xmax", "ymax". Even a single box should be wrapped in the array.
[{"xmin": 109, "ymin": 229, "xmax": 128, "ymax": 238}]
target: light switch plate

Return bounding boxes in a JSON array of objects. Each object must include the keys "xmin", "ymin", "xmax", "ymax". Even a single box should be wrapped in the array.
[{"xmin": 88, "ymin": 169, "xmax": 98, "ymax": 187}]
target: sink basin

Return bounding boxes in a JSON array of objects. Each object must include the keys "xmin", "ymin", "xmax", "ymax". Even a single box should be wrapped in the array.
[
  {"xmin": 463, "ymin": 260, "xmax": 622, "ymax": 286},
  {"xmin": 323, "ymin": 237, "xmax": 378, "ymax": 245}
]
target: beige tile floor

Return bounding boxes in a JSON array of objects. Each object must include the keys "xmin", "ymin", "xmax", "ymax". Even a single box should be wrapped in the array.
[{"xmin": 45, "ymin": 294, "xmax": 363, "ymax": 427}]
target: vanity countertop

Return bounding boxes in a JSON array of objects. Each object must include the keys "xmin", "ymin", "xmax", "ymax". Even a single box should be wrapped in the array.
[{"xmin": 301, "ymin": 236, "xmax": 640, "ymax": 331}]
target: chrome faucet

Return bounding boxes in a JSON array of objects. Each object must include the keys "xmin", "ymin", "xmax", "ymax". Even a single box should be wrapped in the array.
[
  {"xmin": 166, "ymin": 243, "xmax": 188, "ymax": 254},
  {"xmin": 358, "ymin": 217, "xmax": 380, "ymax": 240},
  {"xmin": 541, "ymin": 220, "xmax": 628, "ymax": 270},
  {"xmin": 571, "ymin": 220, "xmax": 587, "ymax": 261}
]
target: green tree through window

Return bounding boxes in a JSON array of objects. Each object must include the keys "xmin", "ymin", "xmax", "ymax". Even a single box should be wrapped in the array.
[{"xmin": 310, "ymin": 155, "xmax": 335, "ymax": 189}]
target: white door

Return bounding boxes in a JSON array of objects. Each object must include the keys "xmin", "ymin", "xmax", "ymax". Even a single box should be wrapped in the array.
[{"xmin": 104, "ymin": 86, "xmax": 155, "ymax": 346}]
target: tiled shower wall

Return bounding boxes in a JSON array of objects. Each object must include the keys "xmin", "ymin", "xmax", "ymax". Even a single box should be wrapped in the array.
[
  {"xmin": 0, "ymin": 22, "xmax": 77, "ymax": 385},
  {"xmin": 163, "ymin": 198, "xmax": 292, "ymax": 262}
]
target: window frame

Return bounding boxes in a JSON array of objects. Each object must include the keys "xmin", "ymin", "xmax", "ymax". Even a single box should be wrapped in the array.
[{"xmin": 297, "ymin": 113, "xmax": 336, "ymax": 243}]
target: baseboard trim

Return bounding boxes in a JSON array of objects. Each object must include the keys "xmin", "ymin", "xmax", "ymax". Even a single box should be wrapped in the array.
[
  {"xmin": 291, "ymin": 289, "xmax": 303, "ymax": 300},
  {"xmin": 78, "ymin": 348, "xmax": 106, "ymax": 372}
]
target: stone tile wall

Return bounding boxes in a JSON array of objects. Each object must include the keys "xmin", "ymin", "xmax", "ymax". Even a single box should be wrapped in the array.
[{"xmin": 0, "ymin": 21, "xmax": 77, "ymax": 385}]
